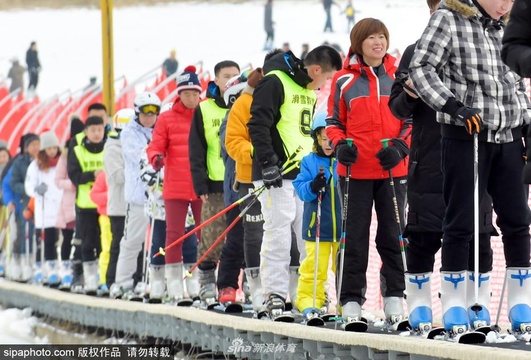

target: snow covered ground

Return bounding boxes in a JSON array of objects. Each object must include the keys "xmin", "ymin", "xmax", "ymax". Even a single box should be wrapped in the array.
[
  {"xmin": 0, "ymin": 0, "xmax": 430, "ymax": 99},
  {"xmin": 0, "ymin": 305, "xmax": 46, "ymax": 344}
]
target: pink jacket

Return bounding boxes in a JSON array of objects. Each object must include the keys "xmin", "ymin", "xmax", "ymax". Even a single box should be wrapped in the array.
[
  {"xmin": 90, "ymin": 171, "xmax": 108, "ymax": 216},
  {"xmin": 54, "ymin": 155, "xmax": 76, "ymax": 228}
]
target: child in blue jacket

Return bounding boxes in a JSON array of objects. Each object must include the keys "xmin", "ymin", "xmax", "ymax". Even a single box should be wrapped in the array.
[{"xmin": 293, "ymin": 112, "xmax": 341, "ymax": 318}]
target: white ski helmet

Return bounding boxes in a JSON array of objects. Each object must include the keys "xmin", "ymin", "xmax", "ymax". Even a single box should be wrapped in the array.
[
  {"xmin": 134, "ymin": 92, "xmax": 162, "ymax": 115},
  {"xmin": 113, "ymin": 108, "xmax": 135, "ymax": 131},
  {"xmin": 223, "ymin": 73, "xmax": 248, "ymax": 107}
]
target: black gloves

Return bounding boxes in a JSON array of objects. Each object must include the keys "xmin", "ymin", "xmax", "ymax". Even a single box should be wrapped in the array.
[
  {"xmin": 376, "ymin": 138, "xmax": 410, "ymax": 171},
  {"xmin": 335, "ymin": 140, "xmax": 359, "ymax": 166},
  {"xmin": 442, "ymin": 98, "xmax": 482, "ymax": 135},
  {"xmin": 262, "ymin": 154, "xmax": 282, "ymax": 189},
  {"xmin": 153, "ymin": 154, "xmax": 164, "ymax": 171},
  {"xmin": 310, "ymin": 172, "xmax": 327, "ymax": 193}
]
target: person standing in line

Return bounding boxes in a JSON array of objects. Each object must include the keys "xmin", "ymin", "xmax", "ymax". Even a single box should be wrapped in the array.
[
  {"xmin": 389, "ymin": 0, "xmax": 497, "ymax": 332},
  {"xmin": 110, "ymin": 93, "xmax": 160, "ymax": 299},
  {"xmin": 163, "ymin": 50, "xmax": 179, "ymax": 78},
  {"xmin": 326, "ymin": 18, "xmax": 411, "ymax": 325},
  {"xmin": 293, "ymin": 112, "xmax": 341, "ymax": 319},
  {"xmin": 54, "ymin": 116, "xmax": 84, "ymax": 291},
  {"xmin": 104, "ymin": 108, "xmax": 141, "ymax": 289},
  {"xmin": 26, "ymin": 41, "xmax": 41, "ymax": 93},
  {"xmin": 147, "ymin": 67, "xmax": 203, "ymax": 303},
  {"xmin": 409, "ymin": 0, "xmax": 531, "ymax": 333},
  {"xmin": 67, "ymin": 117, "xmax": 106, "ymax": 294},
  {"xmin": 188, "ymin": 60, "xmax": 240, "ymax": 305},
  {"xmin": 264, "ymin": 0, "xmax": 275, "ymax": 51},
  {"xmin": 248, "ymin": 45, "xmax": 342, "ymax": 317},
  {"xmin": 502, "ymin": 0, "xmax": 531, "ymax": 78}
]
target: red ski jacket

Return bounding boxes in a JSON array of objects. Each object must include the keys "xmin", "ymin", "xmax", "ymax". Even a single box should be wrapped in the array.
[
  {"xmin": 326, "ymin": 51, "xmax": 411, "ymax": 179},
  {"xmin": 147, "ymin": 99, "xmax": 197, "ymax": 200}
]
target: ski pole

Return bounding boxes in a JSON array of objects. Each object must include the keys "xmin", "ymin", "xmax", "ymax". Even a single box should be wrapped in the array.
[
  {"xmin": 154, "ymin": 148, "xmax": 302, "ymax": 258},
  {"xmin": 493, "ymin": 270, "xmax": 507, "ymax": 332},
  {"xmin": 143, "ymin": 170, "xmax": 160, "ymax": 285},
  {"xmin": 183, "ymin": 186, "xmax": 266, "ymax": 278},
  {"xmin": 312, "ymin": 166, "xmax": 325, "ymax": 313},
  {"xmin": 473, "ymin": 133, "xmax": 480, "ymax": 307},
  {"xmin": 41, "ymin": 193, "xmax": 45, "ymax": 281},
  {"xmin": 335, "ymin": 138, "xmax": 353, "ymax": 329},
  {"xmin": 380, "ymin": 139, "xmax": 407, "ymax": 273}
]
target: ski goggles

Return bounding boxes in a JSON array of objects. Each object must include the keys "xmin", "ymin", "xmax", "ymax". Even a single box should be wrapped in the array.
[{"xmin": 139, "ymin": 104, "xmax": 160, "ymax": 115}]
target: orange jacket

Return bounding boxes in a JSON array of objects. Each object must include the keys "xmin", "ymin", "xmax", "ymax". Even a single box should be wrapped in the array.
[{"xmin": 225, "ymin": 89, "xmax": 254, "ymax": 183}]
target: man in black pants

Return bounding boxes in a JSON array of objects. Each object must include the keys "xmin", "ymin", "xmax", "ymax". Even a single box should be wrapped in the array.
[{"xmin": 26, "ymin": 41, "xmax": 40, "ymax": 92}]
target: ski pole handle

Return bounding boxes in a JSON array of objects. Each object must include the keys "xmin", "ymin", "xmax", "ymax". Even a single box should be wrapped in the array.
[
  {"xmin": 346, "ymin": 138, "xmax": 353, "ymax": 147},
  {"xmin": 381, "ymin": 138, "xmax": 390, "ymax": 149}
]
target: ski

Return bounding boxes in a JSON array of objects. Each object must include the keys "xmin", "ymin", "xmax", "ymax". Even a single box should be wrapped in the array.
[
  {"xmin": 303, "ymin": 311, "xmax": 325, "ymax": 327},
  {"xmin": 427, "ymin": 326, "xmax": 486, "ymax": 344},
  {"xmin": 214, "ymin": 302, "xmax": 244, "ymax": 313},
  {"xmin": 395, "ymin": 319, "xmax": 411, "ymax": 332}
]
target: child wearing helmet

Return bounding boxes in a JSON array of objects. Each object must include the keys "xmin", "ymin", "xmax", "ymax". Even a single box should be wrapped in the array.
[
  {"xmin": 110, "ymin": 93, "xmax": 161, "ymax": 299},
  {"xmin": 292, "ymin": 112, "xmax": 341, "ymax": 320}
]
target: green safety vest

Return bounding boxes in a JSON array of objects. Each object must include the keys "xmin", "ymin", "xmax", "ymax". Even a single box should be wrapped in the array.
[
  {"xmin": 73, "ymin": 143, "xmax": 104, "ymax": 209},
  {"xmin": 267, "ymin": 70, "xmax": 316, "ymax": 171},
  {"xmin": 199, "ymin": 99, "xmax": 227, "ymax": 182}
]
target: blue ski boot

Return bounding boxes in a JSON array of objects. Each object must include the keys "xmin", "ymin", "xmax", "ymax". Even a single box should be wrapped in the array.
[
  {"xmin": 405, "ymin": 272, "xmax": 432, "ymax": 333},
  {"xmin": 507, "ymin": 267, "xmax": 531, "ymax": 333},
  {"xmin": 441, "ymin": 271, "xmax": 468, "ymax": 334},
  {"xmin": 466, "ymin": 271, "xmax": 491, "ymax": 329}
]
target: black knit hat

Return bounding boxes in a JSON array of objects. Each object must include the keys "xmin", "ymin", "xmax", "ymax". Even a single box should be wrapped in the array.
[
  {"xmin": 23, "ymin": 133, "xmax": 40, "ymax": 149},
  {"xmin": 70, "ymin": 118, "xmax": 84, "ymax": 138}
]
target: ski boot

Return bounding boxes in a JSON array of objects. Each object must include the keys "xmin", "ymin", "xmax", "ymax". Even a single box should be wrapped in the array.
[
  {"xmin": 184, "ymin": 263, "xmax": 200, "ymax": 304},
  {"xmin": 109, "ymin": 279, "xmax": 134, "ymax": 299},
  {"xmin": 148, "ymin": 264, "xmax": 165, "ymax": 303},
  {"xmin": 405, "ymin": 272, "xmax": 433, "ymax": 333},
  {"xmin": 59, "ymin": 261, "xmax": 73, "ymax": 291},
  {"xmin": 507, "ymin": 267, "xmax": 531, "ymax": 333},
  {"xmin": 218, "ymin": 287, "xmax": 237, "ymax": 303},
  {"xmin": 383, "ymin": 296, "xmax": 404, "ymax": 325},
  {"xmin": 166, "ymin": 263, "xmax": 192, "ymax": 305},
  {"xmin": 0, "ymin": 251, "xmax": 5, "ymax": 277},
  {"xmin": 440, "ymin": 271, "xmax": 469, "ymax": 334},
  {"xmin": 302, "ymin": 307, "xmax": 325, "ymax": 326},
  {"xmin": 8, "ymin": 254, "xmax": 22, "ymax": 281},
  {"xmin": 45, "ymin": 261, "xmax": 61, "ymax": 287},
  {"xmin": 20, "ymin": 254, "xmax": 33, "ymax": 283},
  {"xmin": 262, "ymin": 293, "xmax": 286, "ymax": 319},
  {"xmin": 82, "ymin": 260, "xmax": 99, "ymax": 295},
  {"xmin": 244, "ymin": 267, "xmax": 265, "ymax": 316},
  {"xmin": 466, "ymin": 271, "xmax": 491, "ymax": 330},
  {"xmin": 287, "ymin": 266, "xmax": 299, "ymax": 312},
  {"xmin": 198, "ymin": 262, "xmax": 218, "ymax": 308},
  {"xmin": 70, "ymin": 260, "xmax": 84, "ymax": 294},
  {"xmin": 33, "ymin": 262, "xmax": 44, "ymax": 284},
  {"xmin": 342, "ymin": 301, "xmax": 368, "ymax": 332}
]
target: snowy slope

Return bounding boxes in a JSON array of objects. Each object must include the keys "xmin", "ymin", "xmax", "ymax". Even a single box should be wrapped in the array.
[{"xmin": 0, "ymin": 0, "xmax": 430, "ymax": 99}]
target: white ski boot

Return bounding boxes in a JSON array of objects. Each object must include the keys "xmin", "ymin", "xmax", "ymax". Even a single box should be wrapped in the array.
[
  {"xmin": 466, "ymin": 271, "xmax": 491, "ymax": 329},
  {"xmin": 405, "ymin": 272, "xmax": 432, "ymax": 333},
  {"xmin": 59, "ymin": 260, "xmax": 73, "ymax": 291},
  {"xmin": 507, "ymin": 267, "xmax": 531, "ymax": 333},
  {"xmin": 244, "ymin": 267, "xmax": 265, "ymax": 314},
  {"xmin": 383, "ymin": 296, "xmax": 404, "ymax": 325},
  {"xmin": 109, "ymin": 279, "xmax": 134, "ymax": 299},
  {"xmin": 149, "ymin": 264, "xmax": 165, "ymax": 302},
  {"xmin": 8, "ymin": 254, "xmax": 22, "ymax": 281},
  {"xmin": 440, "ymin": 271, "xmax": 468, "ymax": 334},
  {"xmin": 166, "ymin": 263, "xmax": 189, "ymax": 304},
  {"xmin": 82, "ymin": 260, "xmax": 99, "ymax": 295},
  {"xmin": 264, "ymin": 292, "xmax": 286, "ymax": 318},
  {"xmin": 184, "ymin": 263, "xmax": 200, "ymax": 303},
  {"xmin": 33, "ymin": 262, "xmax": 44, "ymax": 284},
  {"xmin": 45, "ymin": 260, "xmax": 61, "ymax": 287}
]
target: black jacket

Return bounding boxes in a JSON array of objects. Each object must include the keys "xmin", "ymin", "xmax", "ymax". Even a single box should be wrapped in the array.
[
  {"xmin": 188, "ymin": 81, "xmax": 228, "ymax": 196},
  {"xmin": 248, "ymin": 51, "xmax": 313, "ymax": 181},
  {"xmin": 25, "ymin": 49, "xmax": 40, "ymax": 71},
  {"xmin": 389, "ymin": 43, "xmax": 494, "ymax": 235},
  {"xmin": 502, "ymin": 0, "xmax": 531, "ymax": 77}
]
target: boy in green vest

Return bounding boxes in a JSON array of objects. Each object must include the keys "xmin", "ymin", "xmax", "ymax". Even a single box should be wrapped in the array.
[
  {"xmin": 67, "ymin": 116, "xmax": 106, "ymax": 294},
  {"xmin": 248, "ymin": 46, "xmax": 342, "ymax": 318},
  {"xmin": 188, "ymin": 60, "xmax": 240, "ymax": 305}
]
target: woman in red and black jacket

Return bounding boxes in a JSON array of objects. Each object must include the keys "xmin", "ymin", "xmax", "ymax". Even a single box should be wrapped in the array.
[{"xmin": 326, "ymin": 18, "xmax": 411, "ymax": 325}]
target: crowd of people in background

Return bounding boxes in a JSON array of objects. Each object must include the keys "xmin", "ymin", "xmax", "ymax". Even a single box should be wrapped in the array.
[{"xmin": 0, "ymin": 0, "xmax": 530, "ymax": 336}]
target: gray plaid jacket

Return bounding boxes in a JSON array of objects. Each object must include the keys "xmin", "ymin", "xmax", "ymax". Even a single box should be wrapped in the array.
[{"xmin": 409, "ymin": 0, "xmax": 530, "ymax": 143}]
